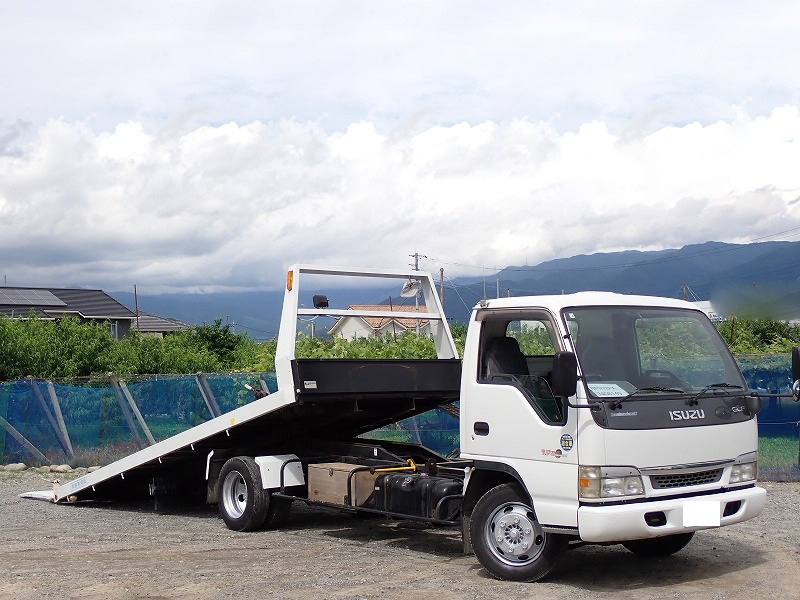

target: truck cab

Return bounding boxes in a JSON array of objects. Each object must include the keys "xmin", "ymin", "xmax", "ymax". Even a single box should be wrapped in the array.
[{"xmin": 459, "ymin": 292, "xmax": 766, "ymax": 581}]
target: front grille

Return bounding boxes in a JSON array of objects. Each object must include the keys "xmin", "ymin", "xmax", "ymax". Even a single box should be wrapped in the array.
[{"xmin": 650, "ymin": 468, "xmax": 723, "ymax": 489}]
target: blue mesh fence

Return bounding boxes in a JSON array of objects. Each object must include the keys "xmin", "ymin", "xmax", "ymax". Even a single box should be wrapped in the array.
[
  {"xmin": 736, "ymin": 355, "xmax": 800, "ymax": 478},
  {"xmin": 1, "ymin": 357, "xmax": 797, "ymax": 474},
  {"xmin": 0, "ymin": 373, "xmax": 276, "ymax": 466}
]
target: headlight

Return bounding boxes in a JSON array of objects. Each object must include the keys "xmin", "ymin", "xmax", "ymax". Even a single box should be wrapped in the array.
[
  {"xmin": 730, "ymin": 461, "xmax": 757, "ymax": 483},
  {"xmin": 730, "ymin": 451, "xmax": 758, "ymax": 484},
  {"xmin": 579, "ymin": 466, "xmax": 644, "ymax": 499}
]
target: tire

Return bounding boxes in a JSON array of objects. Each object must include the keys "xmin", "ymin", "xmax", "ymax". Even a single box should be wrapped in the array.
[
  {"xmin": 470, "ymin": 483, "xmax": 567, "ymax": 582},
  {"xmin": 218, "ymin": 456, "xmax": 268, "ymax": 531},
  {"xmin": 622, "ymin": 532, "xmax": 694, "ymax": 556}
]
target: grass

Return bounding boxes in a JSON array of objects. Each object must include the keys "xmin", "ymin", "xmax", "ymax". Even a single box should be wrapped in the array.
[{"xmin": 759, "ymin": 435, "xmax": 799, "ymax": 469}]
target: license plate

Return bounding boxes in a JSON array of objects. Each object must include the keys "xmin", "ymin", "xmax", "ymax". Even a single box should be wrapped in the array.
[{"xmin": 683, "ymin": 500, "xmax": 721, "ymax": 526}]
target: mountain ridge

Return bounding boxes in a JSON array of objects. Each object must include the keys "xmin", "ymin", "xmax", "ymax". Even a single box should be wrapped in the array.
[{"xmin": 109, "ymin": 240, "xmax": 800, "ymax": 338}]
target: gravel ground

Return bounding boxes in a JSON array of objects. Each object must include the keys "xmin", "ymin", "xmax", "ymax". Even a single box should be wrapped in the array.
[{"xmin": 1, "ymin": 470, "xmax": 798, "ymax": 600}]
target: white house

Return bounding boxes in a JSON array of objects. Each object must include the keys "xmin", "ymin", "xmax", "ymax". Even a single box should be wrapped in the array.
[{"xmin": 328, "ymin": 304, "xmax": 431, "ymax": 340}]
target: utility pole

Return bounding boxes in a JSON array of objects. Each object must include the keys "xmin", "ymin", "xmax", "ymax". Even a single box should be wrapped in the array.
[
  {"xmin": 408, "ymin": 251, "xmax": 426, "ymax": 335},
  {"xmin": 134, "ymin": 285, "xmax": 140, "ymax": 332},
  {"xmin": 681, "ymin": 282, "xmax": 687, "ymax": 301},
  {"xmin": 439, "ymin": 268, "xmax": 444, "ymax": 303},
  {"xmin": 409, "ymin": 251, "xmax": 427, "ymax": 271}
]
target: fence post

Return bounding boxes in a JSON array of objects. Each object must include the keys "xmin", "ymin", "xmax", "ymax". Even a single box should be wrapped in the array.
[
  {"xmin": 29, "ymin": 378, "xmax": 74, "ymax": 462},
  {"xmin": 45, "ymin": 381, "xmax": 75, "ymax": 463},
  {"xmin": 0, "ymin": 414, "xmax": 50, "ymax": 464},
  {"xmin": 195, "ymin": 373, "xmax": 222, "ymax": 418},
  {"xmin": 407, "ymin": 415, "xmax": 423, "ymax": 446},
  {"xmin": 108, "ymin": 375, "xmax": 146, "ymax": 450},
  {"xmin": 119, "ymin": 379, "xmax": 156, "ymax": 445}
]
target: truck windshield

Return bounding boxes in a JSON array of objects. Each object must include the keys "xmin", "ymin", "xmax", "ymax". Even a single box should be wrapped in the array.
[{"xmin": 563, "ymin": 306, "xmax": 746, "ymax": 400}]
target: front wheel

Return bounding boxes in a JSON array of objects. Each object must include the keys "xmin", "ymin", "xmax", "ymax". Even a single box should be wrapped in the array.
[
  {"xmin": 622, "ymin": 532, "xmax": 694, "ymax": 556},
  {"xmin": 470, "ymin": 483, "xmax": 567, "ymax": 582}
]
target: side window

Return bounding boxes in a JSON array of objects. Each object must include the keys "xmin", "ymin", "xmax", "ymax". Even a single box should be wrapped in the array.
[
  {"xmin": 507, "ymin": 320, "xmax": 556, "ymax": 357},
  {"xmin": 480, "ymin": 316, "xmax": 564, "ymax": 424}
]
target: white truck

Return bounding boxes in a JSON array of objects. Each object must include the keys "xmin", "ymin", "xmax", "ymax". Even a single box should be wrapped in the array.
[{"xmin": 38, "ymin": 265, "xmax": 773, "ymax": 582}]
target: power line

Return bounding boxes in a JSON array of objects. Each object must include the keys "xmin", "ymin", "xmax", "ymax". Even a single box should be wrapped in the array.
[{"xmin": 441, "ymin": 273, "xmax": 473, "ymax": 313}]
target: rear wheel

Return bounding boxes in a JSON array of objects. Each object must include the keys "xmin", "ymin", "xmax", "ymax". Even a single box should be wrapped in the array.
[
  {"xmin": 622, "ymin": 532, "xmax": 694, "ymax": 556},
  {"xmin": 218, "ymin": 456, "xmax": 268, "ymax": 531},
  {"xmin": 470, "ymin": 483, "xmax": 567, "ymax": 582}
]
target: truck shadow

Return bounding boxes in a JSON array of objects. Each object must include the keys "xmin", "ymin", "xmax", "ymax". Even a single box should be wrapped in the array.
[
  {"xmin": 322, "ymin": 520, "xmax": 464, "ymax": 558},
  {"xmin": 282, "ymin": 506, "xmax": 464, "ymax": 558},
  {"xmin": 544, "ymin": 532, "xmax": 769, "ymax": 590}
]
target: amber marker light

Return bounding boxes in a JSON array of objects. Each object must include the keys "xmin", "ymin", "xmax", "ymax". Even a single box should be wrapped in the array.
[{"xmin": 287, "ymin": 270, "xmax": 293, "ymax": 291}]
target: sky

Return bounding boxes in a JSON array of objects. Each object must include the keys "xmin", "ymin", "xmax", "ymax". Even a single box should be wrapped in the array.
[{"xmin": 1, "ymin": 1, "xmax": 800, "ymax": 294}]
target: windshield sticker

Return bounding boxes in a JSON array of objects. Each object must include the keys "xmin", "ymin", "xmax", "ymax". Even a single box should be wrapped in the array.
[
  {"xmin": 587, "ymin": 382, "xmax": 628, "ymax": 397},
  {"xmin": 560, "ymin": 434, "xmax": 574, "ymax": 451}
]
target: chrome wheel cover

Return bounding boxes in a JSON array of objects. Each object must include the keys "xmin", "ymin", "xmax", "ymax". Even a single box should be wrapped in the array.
[
  {"xmin": 484, "ymin": 501, "xmax": 546, "ymax": 566},
  {"xmin": 221, "ymin": 469, "xmax": 248, "ymax": 519}
]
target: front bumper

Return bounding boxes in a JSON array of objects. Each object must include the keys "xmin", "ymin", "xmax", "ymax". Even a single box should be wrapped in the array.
[{"xmin": 578, "ymin": 486, "xmax": 766, "ymax": 543}]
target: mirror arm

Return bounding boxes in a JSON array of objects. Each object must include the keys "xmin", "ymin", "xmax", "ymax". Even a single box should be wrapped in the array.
[
  {"xmin": 565, "ymin": 399, "xmax": 602, "ymax": 411},
  {"xmin": 751, "ymin": 391, "xmax": 796, "ymax": 399}
]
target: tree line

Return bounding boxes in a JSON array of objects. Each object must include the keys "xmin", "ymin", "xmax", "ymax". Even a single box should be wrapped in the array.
[
  {"xmin": 0, "ymin": 314, "xmax": 798, "ymax": 381},
  {"xmin": 0, "ymin": 317, "xmax": 262, "ymax": 381}
]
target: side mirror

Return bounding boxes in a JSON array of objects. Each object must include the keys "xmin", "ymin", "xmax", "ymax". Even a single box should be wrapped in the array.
[
  {"xmin": 551, "ymin": 351, "xmax": 578, "ymax": 398},
  {"xmin": 745, "ymin": 394, "xmax": 762, "ymax": 416},
  {"xmin": 792, "ymin": 347, "xmax": 800, "ymax": 401}
]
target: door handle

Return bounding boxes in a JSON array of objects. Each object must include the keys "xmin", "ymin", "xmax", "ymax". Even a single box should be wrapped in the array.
[{"xmin": 474, "ymin": 421, "xmax": 490, "ymax": 436}]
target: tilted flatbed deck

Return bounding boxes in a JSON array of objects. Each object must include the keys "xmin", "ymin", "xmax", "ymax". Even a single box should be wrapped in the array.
[{"xmin": 46, "ymin": 266, "xmax": 460, "ymax": 503}]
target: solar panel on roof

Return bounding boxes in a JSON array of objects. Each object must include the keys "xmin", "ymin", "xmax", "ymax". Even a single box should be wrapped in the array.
[{"xmin": 0, "ymin": 289, "xmax": 67, "ymax": 306}]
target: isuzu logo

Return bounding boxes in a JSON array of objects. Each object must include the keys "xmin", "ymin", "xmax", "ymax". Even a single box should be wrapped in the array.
[{"xmin": 668, "ymin": 409, "xmax": 705, "ymax": 421}]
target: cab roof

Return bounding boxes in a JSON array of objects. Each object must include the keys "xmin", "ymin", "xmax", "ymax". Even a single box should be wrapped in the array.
[{"xmin": 475, "ymin": 291, "xmax": 699, "ymax": 314}]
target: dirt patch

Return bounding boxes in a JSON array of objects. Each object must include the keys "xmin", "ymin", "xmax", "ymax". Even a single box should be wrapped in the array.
[{"xmin": 1, "ymin": 470, "xmax": 798, "ymax": 600}]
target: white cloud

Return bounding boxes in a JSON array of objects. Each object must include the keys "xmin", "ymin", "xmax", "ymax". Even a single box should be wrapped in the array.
[
  {"xmin": 2, "ymin": 2, "xmax": 799, "ymax": 134},
  {"xmin": 1, "ymin": 2, "xmax": 799, "ymax": 292},
  {"xmin": 1, "ymin": 108, "xmax": 799, "ymax": 292}
]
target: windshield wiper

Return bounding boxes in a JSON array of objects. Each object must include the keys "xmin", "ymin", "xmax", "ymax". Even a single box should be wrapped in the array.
[
  {"xmin": 603, "ymin": 386, "xmax": 685, "ymax": 410},
  {"xmin": 687, "ymin": 382, "xmax": 744, "ymax": 405}
]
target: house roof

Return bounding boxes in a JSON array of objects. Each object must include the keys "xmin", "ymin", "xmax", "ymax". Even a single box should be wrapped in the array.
[
  {"xmin": 0, "ymin": 287, "xmax": 135, "ymax": 320},
  {"xmin": 330, "ymin": 304, "xmax": 430, "ymax": 333},
  {"xmin": 134, "ymin": 312, "xmax": 190, "ymax": 333}
]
